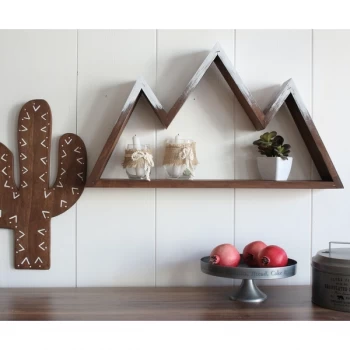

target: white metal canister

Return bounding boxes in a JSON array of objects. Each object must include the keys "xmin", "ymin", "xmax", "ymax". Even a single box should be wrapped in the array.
[{"xmin": 312, "ymin": 242, "xmax": 350, "ymax": 312}]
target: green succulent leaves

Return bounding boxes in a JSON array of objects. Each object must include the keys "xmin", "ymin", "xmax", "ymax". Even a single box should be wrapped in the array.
[{"xmin": 253, "ymin": 131, "xmax": 291, "ymax": 160}]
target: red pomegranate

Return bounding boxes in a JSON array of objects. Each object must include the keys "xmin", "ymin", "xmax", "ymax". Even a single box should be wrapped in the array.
[
  {"xmin": 243, "ymin": 241, "xmax": 267, "ymax": 267},
  {"xmin": 258, "ymin": 245, "xmax": 288, "ymax": 267},
  {"xmin": 209, "ymin": 244, "xmax": 240, "ymax": 267}
]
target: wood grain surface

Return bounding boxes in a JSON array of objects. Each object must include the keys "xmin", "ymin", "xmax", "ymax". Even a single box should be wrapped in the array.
[
  {"xmin": 0, "ymin": 286, "xmax": 349, "ymax": 320},
  {"xmin": 0, "ymin": 100, "xmax": 87, "ymax": 270}
]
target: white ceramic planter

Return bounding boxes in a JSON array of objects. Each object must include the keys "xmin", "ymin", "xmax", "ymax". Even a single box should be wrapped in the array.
[{"xmin": 257, "ymin": 157, "xmax": 293, "ymax": 181}]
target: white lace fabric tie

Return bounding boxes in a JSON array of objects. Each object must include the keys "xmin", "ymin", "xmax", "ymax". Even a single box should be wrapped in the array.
[
  {"xmin": 179, "ymin": 146, "xmax": 195, "ymax": 177},
  {"xmin": 131, "ymin": 151, "xmax": 154, "ymax": 181}
]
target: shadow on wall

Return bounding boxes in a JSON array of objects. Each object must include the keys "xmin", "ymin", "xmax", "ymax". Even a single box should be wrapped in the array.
[
  {"xmin": 3, "ymin": 102, "xmax": 24, "ymax": 185},
  {"xmin": 160, "ymin": 254, "xmax": 233, "ymax": 287},
  {"xmin": 235, "ymin": 84, "xmax": 315, "ymax": 181},
  {"xmin": 79, "ymin": 81, "xmax": 135, "ymax": 174},
  {"xmin": 157, "ymin": 50, "xmax": 211, "ymax": 110}
]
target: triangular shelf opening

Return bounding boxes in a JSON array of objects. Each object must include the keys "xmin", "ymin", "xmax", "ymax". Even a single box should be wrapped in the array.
[{"xmin": 86, "ymin": 43, "xmax": 342, "ymax": 189}]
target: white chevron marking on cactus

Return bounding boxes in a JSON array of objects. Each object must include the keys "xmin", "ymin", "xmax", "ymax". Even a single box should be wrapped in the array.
[
  {"xmin": 20, "ymin": 153, "xmax": 27, "ymax": 160},
  {"xmin": 72, "ymin": 187, "xmax": 79, "ymax": 195},
  {"xmin": 56, "ymin": 181, "xmax": 63, "ymax": 188},
  {"xmin": 38, "ymin": 242, "xmax": 46, "ymax": 251},
  {"xmin": 62, "ymin": 150, "xmax": 67, "ymax": 158},
  {"xmin": 41, "ymin": 126, "xmax": 47, "ymax": 133},
  {"xmin": 65, "ymin": 138, "xmax": 72, "ymax": 145},
  {"xmin": 21, "ymin": 257, "xmax": 30, "ymax": 265},
  {"xmin": 19, "ymin": 125, "xmax": 28, "ymax": 132},
  {"xmin": 44, "ymin": 190, "xmax": 51, "ymax": 198},
  {"xmin": 18, "ymin": 231, "xmax": 25, "ymax": 239},
  {"xmin": 39, "ymin": 173, "xmax": 46, "ymax": 182},
  {"xmin": 21, "ymin": 181, "xmax": 28, "ymax": 188},
  {"xmin": 13, "ymin": 192, "xmax": 20, "ymax": 199},
  {"xmin": 1, "ymin": 167, "xmax": 7, "ymax": 175},
  {"xmin": 61, "ymin": 168, "xmax": 66, "ymax": 176},
  {"xmin": 20, "ymin": 138, "xmax": 27, "ymax": 147},
  {"xmin": 37, "ymin": 229, "xmax": 46, "ymax": 236},
  {"xmin": 77, "ymin": 158, "xmax": 84, "ymax": 164},
  {"xmin": 42, "ymin": 211, "xmax": 50, "ymax": 219},
  {"xmin": 60, "ymin": 200, "xmax": 67, "ymax": 208},
  {"xmin": 74, "ymin": 147, "xmax": 81, "ymax": 153},
  {"xmin": 9, "ymin": 215, "xmax": 17, "ymax": 223},
  {"xmin": 77, "ymin": 172, "xmax": 84, "ymax": 181},
  {"xmin": 1, "ymin": 154, "xmax": 7, "ymax": 162},
  {"xmin": 33, "ymin": 104, "xmax": 41, "ymax": 112},
  {"xmin": 41, "ymin": 140, "xmax": 47, "ymax": 148},
  {"xmin": 40, "ymin": 157, "xmax": 47, "ymax": 165},
  {"xmin": 24, "ymin": 112, "xmax": 30, "ymax": 119},
  {"xmin": 4, "ymin": 180, "xmax": 10, "ymax": 188},
  {"xmin": 41, "ymin": 113, "xmax": 47, "ymax": 120},
  {"xmin": 18, "ymin": 244, "xmax": 25, "ymax": 252},
  {"xmin": 35, "ymin": 257, "xmax": 43, "ymax": 264},
  {"xmin": 22, "ymin": 166, "xmax": 28, "ymax": 174}
]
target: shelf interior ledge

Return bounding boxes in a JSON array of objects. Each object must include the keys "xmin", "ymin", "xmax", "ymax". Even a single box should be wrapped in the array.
[{"xmin": 87, "ymin": 179, "xmax": 338, "ymax": 189}]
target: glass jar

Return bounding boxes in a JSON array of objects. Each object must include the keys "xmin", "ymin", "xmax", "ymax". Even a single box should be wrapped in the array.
[
  {"xmin": 125, "ymin": 144, "xmax": 152, "ymax": 180},
  {"xmin": 163, "ymin": 138, "xmax": 196, "ymax": 179}
]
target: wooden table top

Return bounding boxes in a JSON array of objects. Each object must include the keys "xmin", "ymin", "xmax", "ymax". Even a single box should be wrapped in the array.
[{"xmin": 1, "ymin": 285, "xmax": 349, "ymax": 321}]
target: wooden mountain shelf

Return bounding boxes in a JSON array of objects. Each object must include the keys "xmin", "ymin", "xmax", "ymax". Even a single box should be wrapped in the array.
[{"xmin": 86, "ymin": 43, "xmax": 343, "ymax": 189}]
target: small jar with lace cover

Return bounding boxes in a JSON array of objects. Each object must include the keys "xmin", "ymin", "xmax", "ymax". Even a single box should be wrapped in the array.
[
  {"xmin": 122, "ymin": 141, "xmax": 154, "ymax": 181},
  {"xmin": 163, "ymin": 135, "xmax": 199, "ymax": 179}
]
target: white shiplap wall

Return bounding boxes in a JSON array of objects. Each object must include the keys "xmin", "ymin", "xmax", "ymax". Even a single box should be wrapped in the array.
[
  {"xmin": 0, "ymin": 29, "xmax": 348, "ymax": 287},
  {"xmin": 77, "ymin": 30, "xmax": 157, "ymax": 286},
  {"xmin": 234, "ymin": 30, "xmax": 312, "ymax": 286},
  {"xmin": 155, "ymin": 30, "xmax": 235, "ymax": 287},
  {"xmin": 312, "ymin": 30, "xmax": 350, "ymax": 254}
]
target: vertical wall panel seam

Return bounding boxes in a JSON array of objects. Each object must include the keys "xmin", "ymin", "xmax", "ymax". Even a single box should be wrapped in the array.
[
  {"xmin": 75, "ymin": 29, "xmax": 79, "ymax": 288},
  {"xmin": 310, "ymin": 29, "xmax": 314, "ymax": 181},
  {"xmin": 310, "ymin": 29, "xmax": 314, "ymax": 284},
  {"xmin": 155, "ymin": 29, "xmax": 158, "ymax": 180},
  {"xmin": 155, "ymin": 29, "xmax": 158, "ymax": 287},
  {"xmin": 233, "ymin": 29, "xmax": 237, "ymax": 184},
  {"xmin": 233, "ymin": 29, "xmax": 236, "ymax": 288}
]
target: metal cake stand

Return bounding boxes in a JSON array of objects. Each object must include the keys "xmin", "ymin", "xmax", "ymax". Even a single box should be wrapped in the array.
[{"xmin": 201, "ymin": 255, "xmax": 297, "ymax": 303}]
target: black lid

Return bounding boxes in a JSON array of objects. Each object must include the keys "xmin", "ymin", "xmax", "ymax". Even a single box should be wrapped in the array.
[{"xmin": 312, "ymin": 243, "xmax": 350, "ymax": 274}]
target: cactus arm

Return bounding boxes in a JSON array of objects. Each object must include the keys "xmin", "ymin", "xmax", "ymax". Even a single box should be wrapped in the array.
[
  {"xmin": 0, "ymin": 143, "xmax": 18, "ymax": 229},
  {"xmin": 51, "ymin": 133, "xmax": 87, "ymax": 217}
]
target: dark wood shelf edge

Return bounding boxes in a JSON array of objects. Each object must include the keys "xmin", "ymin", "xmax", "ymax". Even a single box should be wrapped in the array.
[{"xmin": 87, "ymin": 179, "xmax": 338, "ymax": 189}]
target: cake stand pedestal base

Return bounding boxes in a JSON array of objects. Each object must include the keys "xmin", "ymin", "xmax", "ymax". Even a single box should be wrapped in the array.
[{"xmin": 229, "ymin": 279, "xmax": 267, "ymax": 303}]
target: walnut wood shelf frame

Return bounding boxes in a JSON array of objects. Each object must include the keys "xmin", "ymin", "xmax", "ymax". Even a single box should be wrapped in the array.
[
  {"xmin": 92, "ymin": 179, "xmax": 336, "ymax": 189},
  {"xmin": 86, "ymin": 43, "xmax": 343, "ymax": 189}
]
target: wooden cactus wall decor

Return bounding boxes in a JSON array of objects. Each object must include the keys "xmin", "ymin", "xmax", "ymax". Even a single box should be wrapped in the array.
[{"xmin": 0, "ymin": 100, "xmax": 87, "ymax": 270}]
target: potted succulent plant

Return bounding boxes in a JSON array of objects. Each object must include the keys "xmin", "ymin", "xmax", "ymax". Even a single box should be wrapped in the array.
[{"xmin": 253, "ymin": 131, "xmax": 292, "ymax": 181}]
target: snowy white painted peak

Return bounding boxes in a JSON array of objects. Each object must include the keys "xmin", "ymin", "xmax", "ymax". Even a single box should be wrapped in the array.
[
  {"xmin": 135, "ymin": 76, "xmax": 147, "ymax": 88},
  {"xmin": 120, "ymin": 42, "xmax": 228, "ymax": 117},
  {"xmin": 212, "ymin": 42, "xmax": 224, "ymax": 53},
  {"xmin": 120, "ymin": 75, "xmax": 164, "ymax": 113}
]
